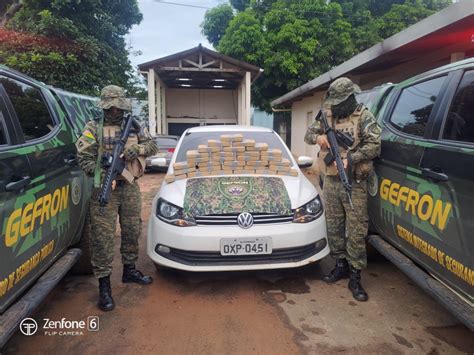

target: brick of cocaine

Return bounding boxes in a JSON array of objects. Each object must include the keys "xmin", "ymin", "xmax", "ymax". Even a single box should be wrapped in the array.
[
  {"xmin": 239, "ymin": 151, "xmax": 260, "ymax": 158},
  {"xmin": 207, "ymin": 139, "xmax": 222, "ymax": 148},
  {"xmin": 220, "ymin": 134, "xmax": 243, "ymax": 143},
  {"xmin": 173, "ymin": 167, "xmax": 196, "ymax": 174},
  {"xmin": 164, "ymin": 174, "xmax": 175, "ymax": 183},
  {"xmin": 269, "ymin": 158, "xmax": 291, "ymax": 167},
  {"xmin": 236, "ymin": 155, "xmax": 259, "ymax": 162},
  {"xmin": 173, "ymin": 161, "xmax": 190, "ymax": 170},
  {"xmin": 222, "ymin": 161, "xmax": 245, "ymax": 168},
  {"xmin": 245, "ymin": 160, "xmax": 270, "ymax": 168},
  {"xmin": 234, "ymin": 139, "xmax": 256, "ymax": 148},
  {"xmin": 271, "ymin": 165, "xmax": 291, "ymax": 172},
  {"xmin": 186, "ymin": 150, "xmax": 199, "ymax": 159},
  {"xmin": 198, "ymin": 145, "xmax": 220, "ymax": 153},
  {"xmin": 266, "ymin": 156, "xmax": 283, "ymax": 162},
  {"xmin": 187, "ymin": 157, "xmax": 210, "ymax": 165},
  {"xmin": 223, "ymin": 146, "xmax": 245, "ymax": 153},
  {"xmin": 211, "ymin": 152, "xmax": 235, "ymax": 159},
  {"xmin": 197, "ymin": 161, "xmax": 221, "ymax": 170},
  {"xmin": 246, "ymin": 143, "xmax": 268, "ymax": 151},
  {"xmin": 199, "ymin": 152, "xmax": 210, "ymax": 159},
  {"xmin": 174, "ymin": 173, "xmax": 187, "ymax": 181},
  {"xmin": 261, "ymin": 149, "xmax": 283, "ymax": 158}
]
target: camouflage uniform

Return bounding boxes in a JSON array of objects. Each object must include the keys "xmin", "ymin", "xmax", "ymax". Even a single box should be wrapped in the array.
[
  {"xmin": 76, "ymin": 86, "xmax": 158, "ymax": 279},
  {"xmin": 304, "ymin": 78, "xmax": 381, "ymax": 270}
]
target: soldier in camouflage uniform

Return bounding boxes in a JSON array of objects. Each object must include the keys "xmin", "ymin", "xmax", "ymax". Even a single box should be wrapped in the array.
[
  {"xmin": 304, "ymin": 77, "xmax": 381, "ymax": 302},
  {"xmin": 76, "ymin": 85, "xmax": 159, "ymax": 311}
]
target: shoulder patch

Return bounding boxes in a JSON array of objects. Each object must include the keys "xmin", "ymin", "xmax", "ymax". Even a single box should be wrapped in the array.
[{"xmin": 83, "ymin": 130, "xmax": 95, "ymax": 141}]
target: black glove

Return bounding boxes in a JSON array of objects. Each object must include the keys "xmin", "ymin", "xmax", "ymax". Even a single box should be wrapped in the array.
[{"xmin": 123, "ymin": 145, "xmax": 140, "ymax": 161}]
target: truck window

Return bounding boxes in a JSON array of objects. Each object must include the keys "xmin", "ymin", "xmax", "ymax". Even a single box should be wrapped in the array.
[
  {"xmin": 0, "ymin": 113, "xmax": 7, "ymax": 146},
  {"xmin": 442, "ymin": 70, "xmax": 474, "ymax": 144},
  {"xmin": 0, "ymin": 76, "xmax": 56, "ymax": 142},
  {"xmin": 389, "ymin": 76, "xmax": 446, "ymax": 137}
]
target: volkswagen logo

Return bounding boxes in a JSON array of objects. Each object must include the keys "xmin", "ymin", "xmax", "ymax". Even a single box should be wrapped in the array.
[{"xmin": 237, "ymin": 212, "xmax": 253, "ymax": 229}]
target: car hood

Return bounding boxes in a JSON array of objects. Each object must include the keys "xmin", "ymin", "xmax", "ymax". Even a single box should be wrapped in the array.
[{"xmin": 158, "ymin": 173, "xmax": 318, "ymax": 214}]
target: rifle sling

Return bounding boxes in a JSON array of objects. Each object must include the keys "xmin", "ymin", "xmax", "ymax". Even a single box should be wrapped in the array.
[{"xmin": 93, "ymin": 114, "xmax": 104, "ymax": 188}]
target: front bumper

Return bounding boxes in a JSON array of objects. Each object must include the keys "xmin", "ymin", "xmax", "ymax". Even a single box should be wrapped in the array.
[{"xmin": 147, "ymin": 213, "xmax": 329, "ymax": 272}]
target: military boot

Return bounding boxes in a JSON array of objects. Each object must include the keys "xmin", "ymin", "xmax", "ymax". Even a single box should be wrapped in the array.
[
  {"xmin": 348, "ymin": 267, "xmax": 368, "ymax": 302},
  {"xmin": 98, "ymin": 276, "xmax": 115, "ymax": 312},
  {"xmin": 322, "ymin": 258, "xmax": 350, "ymax": 283},
  {"xmin": 122, "ymin": 264, "xmax": 153, "ymax": 285}
]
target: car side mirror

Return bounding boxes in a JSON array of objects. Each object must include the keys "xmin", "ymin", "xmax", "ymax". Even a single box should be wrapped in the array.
[
  {"xmin": 151, "ymin": 158, "xmax": 167, "ymax": 167},
  {"xmin": 297, "ymin": 156, "xmax": 313, "ymax": 169}
]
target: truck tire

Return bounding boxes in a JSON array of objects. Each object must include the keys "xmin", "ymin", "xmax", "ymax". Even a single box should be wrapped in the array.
[{"xmin": 71, "ymin": 212, "xmax": 94, "ymax": 275}]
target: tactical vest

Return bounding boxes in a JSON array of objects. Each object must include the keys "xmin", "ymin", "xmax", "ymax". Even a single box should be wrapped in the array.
[
  {"xmin": 318, "ymin": 105, "xmax": 373, "ymax": 181},
  {"xmin": 103, "ymin": 125, "xmax": 146, "ymax": 180}
]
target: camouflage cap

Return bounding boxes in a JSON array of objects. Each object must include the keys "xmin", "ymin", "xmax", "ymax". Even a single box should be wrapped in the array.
[
  {"xmin": 97, "ymin": 85, "xmax": 132, "ymax": 111},
  {"xmin": 324, "ymin": 77, "xmax": 361, "ymax": 106}
]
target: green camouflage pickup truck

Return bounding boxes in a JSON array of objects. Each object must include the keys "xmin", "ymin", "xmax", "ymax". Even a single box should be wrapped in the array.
[
  {"xmin": 0, "ymin": 66, "xmax": 100, "ymax": 346},
  {"xmin": 359, "ymin": 58, "xmax": 474, "ymax": 331}
]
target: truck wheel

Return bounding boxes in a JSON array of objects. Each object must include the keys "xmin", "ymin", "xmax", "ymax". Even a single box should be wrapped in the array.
[{"xmin": 71, "ymin": 212, "xmax": 94, "ymax": 275}]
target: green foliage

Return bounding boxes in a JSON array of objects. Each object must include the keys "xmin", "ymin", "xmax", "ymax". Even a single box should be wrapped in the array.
[
  {"xmin": 203, "ymin": 0, "xmax": 451, "ymax": 111},
  {"xmin": 377, "ymin": 0, "xmax": 433, "ymax": 39},
  {"xmin": 201, "ymin": 3, "xmax": 234, "ymax": 47},
  {"xmin": 0, "ymin": 0, "xmax": 142, "ymax": 96}
]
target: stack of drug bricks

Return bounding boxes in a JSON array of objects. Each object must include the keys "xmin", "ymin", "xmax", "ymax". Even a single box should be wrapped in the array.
[{"xmin": 165, "ymin": 134, "xmax": 299, "ymax": 183}]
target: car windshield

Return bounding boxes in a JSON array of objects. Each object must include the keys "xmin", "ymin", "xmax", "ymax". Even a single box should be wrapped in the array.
[
  {"xmin": 176, "ymin": 131, "xmax": 291, "ymax": 162},
  {"xmin": 155, "ymin": 137, "xmax": 178, "ymax": 146}
]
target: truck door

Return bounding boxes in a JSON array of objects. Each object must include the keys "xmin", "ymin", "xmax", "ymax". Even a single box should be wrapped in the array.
[
  {"xmin": 0, "ymin": 75, "xmax": 86, "ymax": 312},
  {"xmin": 0, "ymin": 86, "xmax": 35, "ymax": 313},
  {"xmin": 418, "ymin": 69, "xmax": 474, "ymax": 302},
  {"xmin": 370, "ymin": 74, "xmax": 449, "ymax": 249}
]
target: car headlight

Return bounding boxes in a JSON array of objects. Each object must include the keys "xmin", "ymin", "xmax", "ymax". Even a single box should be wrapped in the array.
[
  {"xmin": 156, "ymin": 198, "xmax": 196, "ymax": 227},
  {"xmin": 293, "ymin": 196, "xmax": 323, "ymax": 223}
]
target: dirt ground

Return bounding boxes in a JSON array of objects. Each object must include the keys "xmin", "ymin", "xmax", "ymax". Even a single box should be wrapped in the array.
[{"xmin": 3, "ymin": 172, "xmax": 473, "ymax": 355}]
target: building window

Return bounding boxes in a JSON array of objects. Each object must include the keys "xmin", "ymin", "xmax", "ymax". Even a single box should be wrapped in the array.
[
  {"xmin": 389, "ymin": 76, "xmax": 446, "ymax": 137},
  {"xmin": 442, "ymin": 70, "xmax": 474, "ymax": 144}
]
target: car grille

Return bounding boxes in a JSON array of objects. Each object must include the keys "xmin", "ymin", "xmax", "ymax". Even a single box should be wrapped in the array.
[
  {"xmin": 155, "ymin": 241, "xmax": 326, "ymax": 266},
  {"xmin": 194, "ymin": 213, "xmax": 294, "ymax": 226}
]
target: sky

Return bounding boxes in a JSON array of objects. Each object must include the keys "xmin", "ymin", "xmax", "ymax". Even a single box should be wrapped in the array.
[{"xmin": 126, "ymin": 0, "xmax": 228, "ymax": 69}]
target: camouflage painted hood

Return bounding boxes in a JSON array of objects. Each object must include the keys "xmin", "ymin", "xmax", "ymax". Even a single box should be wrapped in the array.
[{"xmin": 183, "ymin": 176, "xmax": 292, "ymax": 216}]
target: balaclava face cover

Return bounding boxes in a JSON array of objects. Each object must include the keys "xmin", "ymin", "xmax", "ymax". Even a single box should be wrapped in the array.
[
  {"xmin": 331, "ymin": 94, "xmax": 358, "ymax": 120},
  {"xmin": 104, "ymin": 107, "xmax": 124, "ymax": 125}
]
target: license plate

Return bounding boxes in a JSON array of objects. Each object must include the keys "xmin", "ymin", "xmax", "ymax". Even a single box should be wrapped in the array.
[{"xmin": 220, "ymin": 238, "xmax": 272, "ymax": 256}]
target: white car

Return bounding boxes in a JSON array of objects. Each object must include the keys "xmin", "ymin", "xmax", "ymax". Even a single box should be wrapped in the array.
[{"xmin": 147, "ymin": 126, "xmax": 329, "ymax": 271}]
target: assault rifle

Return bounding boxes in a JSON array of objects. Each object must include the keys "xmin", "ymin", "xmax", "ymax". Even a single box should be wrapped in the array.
[
  {"xmin": 316, "ymin": 109, "xmax": 354, "ymax": 209},
  {"xmin": 98, "ymin": 114, "xmax": 141, "ymax": 207}
]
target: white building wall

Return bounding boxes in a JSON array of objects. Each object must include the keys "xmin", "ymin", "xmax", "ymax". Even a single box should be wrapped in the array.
[
  {"xmin": 290, "ymin": 91, "xmax": 325, "ymax": 159},
  {"xmin": 166, "ymin": 88, "xmax": 238, "ymax": 121}
]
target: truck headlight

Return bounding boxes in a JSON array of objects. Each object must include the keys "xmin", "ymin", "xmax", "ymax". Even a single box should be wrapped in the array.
[
  {"xmin": 156, "ymin": 198, "xmax": 196, "ymax": 227},
  {"xmin": 293, "ymin": 196, "xmax": 323, "ymax": 223}
]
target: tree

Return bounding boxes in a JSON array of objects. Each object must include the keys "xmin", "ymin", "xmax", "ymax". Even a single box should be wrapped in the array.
[
  {"xmin": 203, "ymin": 0, "xmax": 451, "ymax": 111},
  {"xmin": 0, "ymin": 0, "xmax": 142, "ymax": 96},
  {"xmin": 217, "ymin": 1, "xmax": 357, "ymax": 110},
  {"xmin": 201, "ymin": 3, "xmax": 234, "ymax": 47}
]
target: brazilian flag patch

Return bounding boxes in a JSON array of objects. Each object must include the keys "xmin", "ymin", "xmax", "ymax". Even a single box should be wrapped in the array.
[{"xmin": 83, "ymin": 130, "xmax": 95, "ymax": 142}]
